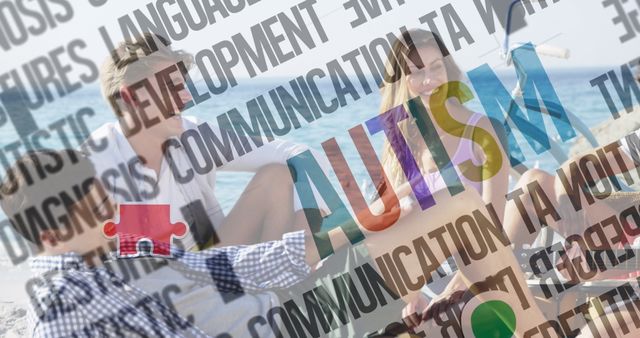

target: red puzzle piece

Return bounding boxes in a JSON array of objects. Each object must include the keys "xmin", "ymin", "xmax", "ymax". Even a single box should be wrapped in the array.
[{"xmin": 103, "ymin": 204, "xmax": 188, "ymax": 257}]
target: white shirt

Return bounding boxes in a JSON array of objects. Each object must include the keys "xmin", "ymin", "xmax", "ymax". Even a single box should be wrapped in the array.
[
  {"xmin": 82, "ymin": 115, "xmax": 328, "ymax": 337},
  {"xmin": 85, "ymin": 115, "xmax": 327, "ymax": 251}
]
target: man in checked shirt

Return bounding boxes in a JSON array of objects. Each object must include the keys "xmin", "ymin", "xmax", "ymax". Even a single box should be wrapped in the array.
[
  {"xmin": 0, "ymin": 149, "xmax": 318, "ymax": 337},
  {"xmin": 1, "ymin": 148, "xmax": 559, "ymax": 337}
]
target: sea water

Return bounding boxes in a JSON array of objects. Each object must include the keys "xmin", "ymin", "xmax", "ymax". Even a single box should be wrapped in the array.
[{"xmin": 0, "ymin": 67, "xmax": 627, "ymax": 266}]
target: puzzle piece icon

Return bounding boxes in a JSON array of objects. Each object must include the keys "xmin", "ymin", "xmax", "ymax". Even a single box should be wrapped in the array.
[{"xmin": 103, "ymin": 204, "xmax": 188, "ymax": 257}]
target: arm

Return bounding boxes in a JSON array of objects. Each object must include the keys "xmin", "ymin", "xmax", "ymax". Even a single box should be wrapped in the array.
[
  {"xmin": 402, "ymin": 271, "xmax": 467, "ymax": 329},
  {"xmin": 179, "ymin": 182, "xmax": 412, "ymax": 293},
  {"xmin": 551, "ymin": 133, "xmax": 639, "ymax": 221},
  {"xmin": 29, "ymin": 289, "xmax": 93, "ymax": 338},
  {"xmin": 477, "ymin": 117, "xmax": 510, "ymax": 220},
  {"xmin": 179, "ymin": 231, "xmax": 312, "ymax": 292},
  {"xmin": 602, "ymin": 130, "xmax": 640, "ymax": 176},
  {"xmin": 559, "ymin": 131, "xmax": 639, "ymax": 185},
  {"xmin": 180, "ymin": 186, "xmax": 484, "ymax": 296}
]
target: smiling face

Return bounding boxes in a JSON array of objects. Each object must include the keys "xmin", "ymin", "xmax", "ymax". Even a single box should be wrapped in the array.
[
  {"xmin": 406, "ymin": 45, "xmax": 449, "ymax": 100},
  {"xmin": 100, "ymin": 33, "xmax": 195, "ymax": 140},
  {"xmin": 120, "ymin": 59, "xmax": 193, "ymax": 139}
]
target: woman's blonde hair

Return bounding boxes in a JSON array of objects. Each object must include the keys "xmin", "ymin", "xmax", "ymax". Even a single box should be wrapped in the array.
[{"xmin": 378, "ymin": 29, "xmax": 463, "ymax": 191}]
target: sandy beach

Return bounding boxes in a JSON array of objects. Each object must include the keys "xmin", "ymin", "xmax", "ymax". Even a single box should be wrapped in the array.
[
  {"xmin": 0, "ymin": 105, "xmax": 638, "ymax": 337},
  {"xmin": 0, "ymin": 262, "xmax": 31, "ymax": 337},
  {"xmin": 570, "ymin": 105, "xmax": 640, "ymax": 157},
  {"xmin": 569, "ymin": 105, "xmax": 640, "ymax": 189}
]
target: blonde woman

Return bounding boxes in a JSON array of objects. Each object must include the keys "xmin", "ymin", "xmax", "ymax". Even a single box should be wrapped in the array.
[
  {"xmin": 372, "ymin": 29, "xmax": 640, "ymax": 335},
  {"xmin": 374, "ymin": 29, "xmax": 511, "ymax": 328}
]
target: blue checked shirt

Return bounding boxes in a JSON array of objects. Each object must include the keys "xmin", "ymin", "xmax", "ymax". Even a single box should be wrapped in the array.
[{"xmin": 26, "ymin": 231, "xmax": 309, "ymax": 338}]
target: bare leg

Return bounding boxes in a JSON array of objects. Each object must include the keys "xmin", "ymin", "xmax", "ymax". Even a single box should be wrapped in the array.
[
  {"xmin": 361, "ymin": 188, "xmax": 549, "ymax": 336},
  {"xmin": 504, "ymin": 168, "xmax": 622, "ymax": 249},
  {"xmin": 503, "ymin": 169, "xmax": 560, "ymax": 247},
  {"xmin": 217, "ymin": 164, "xmax": 303, "ymax": 245}
]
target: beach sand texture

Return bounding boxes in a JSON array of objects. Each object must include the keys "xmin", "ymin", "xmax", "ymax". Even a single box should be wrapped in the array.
[
  {"xmin": 570, "ymin": 105, "xmax": 640, "ymax": 189},
  {"xmin": 0, "ymin": 106, "xmax": 638, "ymax": 337}
]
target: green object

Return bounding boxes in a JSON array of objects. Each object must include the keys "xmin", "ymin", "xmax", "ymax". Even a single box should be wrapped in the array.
[{"xmin": 470, "ymin": 301, "xmax": 516, "ymax": 338}]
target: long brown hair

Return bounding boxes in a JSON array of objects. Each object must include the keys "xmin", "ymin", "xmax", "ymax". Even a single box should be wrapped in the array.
[{"xmin": 379, "ymin": 29, "xmax": 463, "ymax": 191}]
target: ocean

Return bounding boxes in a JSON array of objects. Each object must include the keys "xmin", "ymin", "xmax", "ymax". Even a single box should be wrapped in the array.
[{"xmin": 0, "ymin": 67, "xmax": 628, "ymax": 266}]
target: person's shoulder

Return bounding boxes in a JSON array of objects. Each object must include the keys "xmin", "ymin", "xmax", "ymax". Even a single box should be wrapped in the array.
[
  {"xmin": 181, "ymin": 115, "xmax": 203, "ymax": 130},
  {"xmin": 87, "ymin": 121, "xmax": 119, "ymax": 140},
  {"xmin": 81, "ymin": 122, "xmax": 118, "ymax": 152},
  {"xmin": 80, "ymin": 122, "xmax": 121, "ymax": 167},
  {"xmin": 27, "ymin": 270, "xmax": 90, "ymax": 335},
  {"xmin": 26, "ymin": 270, "xmax": 68, "ymax": 311}
]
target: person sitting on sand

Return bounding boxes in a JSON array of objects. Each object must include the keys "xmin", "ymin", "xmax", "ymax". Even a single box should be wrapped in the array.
[
  {"xmin": 1, "ymin": 147, "xmax": 556, "ymax": 337},
  {"xmin": 370, "ymin": 28, "xmax": 510, "ymax": 328},
  {"xmin": 369, "ymin": 28, "xmax": 640, "ymax": 337},
  {"xmin": 87, "ymin": 32, "xmax": 328, "ymax": 250},
  {"xmin": 1, "ymin": 149, "xmax": 318, "ymax": 337}
]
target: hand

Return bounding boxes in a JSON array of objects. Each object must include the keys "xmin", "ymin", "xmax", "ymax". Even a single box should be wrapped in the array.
[
  {"xmin": 402, "ymin": 276, "xmax": 467, "ymax": 329},
  {"xmin": 422, "ymin": 290, "xmax": 466, "ymax": 322},
  {"xmin": 399, "ymin": 197, "xmax": 416, "ymax": 218},
  {"xmin": 421, "ymin": 273, "xmax": 467, "ymax": 322},
  {"xmin": 402, "ymin": 293, "xmax": 430, "ymax": 329}
]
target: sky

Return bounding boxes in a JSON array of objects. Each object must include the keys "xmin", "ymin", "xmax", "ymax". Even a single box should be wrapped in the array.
[
  {"xmin": 0, "ymin": 0, "xmax": 637, "ymax": 264},
  {"xmin": 1, "ymin": 0, "xmax": 638, "ymax": 81}
]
